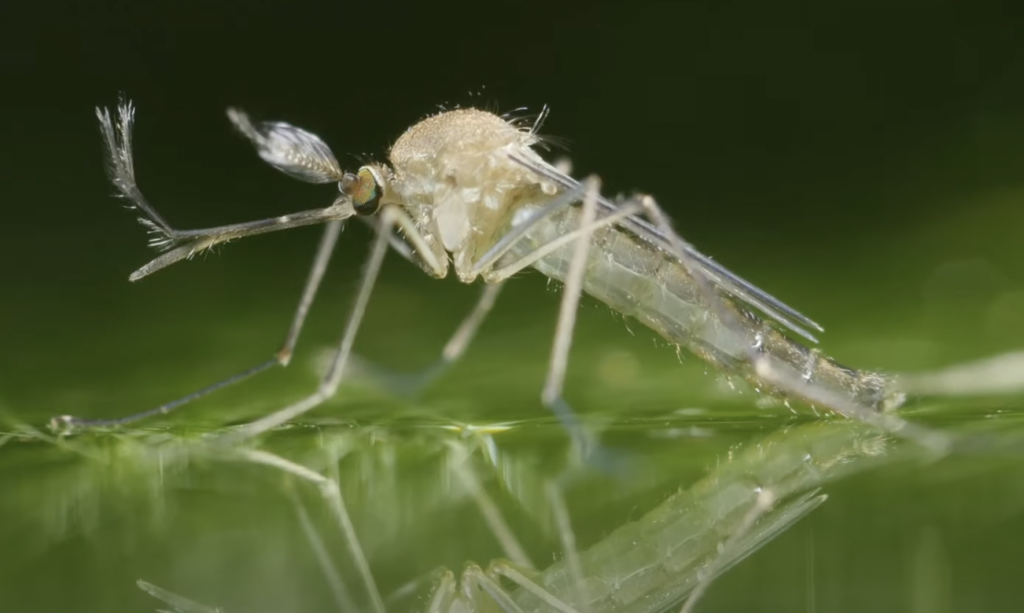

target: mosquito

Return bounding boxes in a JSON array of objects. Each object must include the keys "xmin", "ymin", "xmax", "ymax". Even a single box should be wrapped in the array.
[{"xmin": 52, "ymin": 98, "xmax": 942, "ymax": 452}]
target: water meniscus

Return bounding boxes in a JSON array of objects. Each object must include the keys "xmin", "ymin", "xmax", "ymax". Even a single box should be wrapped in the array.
[{"xmin": 54, "ymin": 99, "xmax": 937, "ymax": 449}]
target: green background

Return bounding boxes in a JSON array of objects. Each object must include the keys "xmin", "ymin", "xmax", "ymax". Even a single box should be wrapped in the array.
[{"xmin": 2, "ymin": 1, "xmax": 1024, "ymax": 611}]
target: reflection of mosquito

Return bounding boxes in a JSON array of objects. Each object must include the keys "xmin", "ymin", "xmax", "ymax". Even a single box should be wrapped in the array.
[
  {"xmin": 136, "ymin": 419, "xmax": 896, "ymax": 613},
  {"xmin": 54, "ymin": 98, "xmax": 936, "ymax": 448}
]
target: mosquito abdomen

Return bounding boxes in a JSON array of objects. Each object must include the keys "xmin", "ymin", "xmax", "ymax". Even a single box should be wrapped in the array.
[{"xmin": 511, "ymin": 206, "xmax": 904, "ymax": 413}]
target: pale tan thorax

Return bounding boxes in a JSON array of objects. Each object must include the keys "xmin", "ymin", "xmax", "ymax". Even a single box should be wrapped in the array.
[{"xmin": 387, "ymin": 108, "xmax": 554, "ymax": 282}]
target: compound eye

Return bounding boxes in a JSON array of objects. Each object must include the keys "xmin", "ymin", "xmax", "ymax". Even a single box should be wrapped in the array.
[{"xmin": 341, "ymin": 167, "xmax": 383, "ymax": 215}]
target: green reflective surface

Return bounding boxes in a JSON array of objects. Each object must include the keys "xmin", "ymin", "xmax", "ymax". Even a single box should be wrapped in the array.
[{"xmin": 4, "ymin": 5, "xmax": 1024, "ymax": 612}]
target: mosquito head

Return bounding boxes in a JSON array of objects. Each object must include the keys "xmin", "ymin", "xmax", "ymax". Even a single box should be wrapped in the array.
[{"xmin": 341, "ymin": 165, "xmax": 388, "ymax": 215}]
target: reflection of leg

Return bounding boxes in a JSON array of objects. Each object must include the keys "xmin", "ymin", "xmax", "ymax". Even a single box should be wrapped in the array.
[
  {"xmin": 546, "ymin": 480, "xmax": 591, "ymax": 613},
  {"xmin": 289, "ymin": 487, "xmax": 358, "ymax": 612},
  {"xmin": 137, "ymin": 580, "xmax": 223, "ymax": 613},
  {"xmin": 896, "ymin": 349, "xmax": 1024, "ymax": 398},
  {"xmin": 679, "ymin": 487, "xmax": 776, "ymax": 613},
  {"xmin": 489, "ymin": 561, "xmax": 580, "ymax": 613},
  {"xmin": 450, "ymin": 440, "xmax": 533, "ymax": 569},
  {"xmin": 348, "ymin": 282, "xmax": 505, "ymax": 398},
  {"xmin": 386, "ymin": 567, "xmax": 455, "ymax": 612},
  {"xmin": 678, "ymin": 488, "xmax": 829, "ymax": 613},
  {"xmin": 424, "ymin": 569, "xmax": 457, "ymax": 613},
  {"xmin": 237, "ymin": 448, "xmax": 386, "ymax": 613},
  {"xmin": 462, "ymin": 564, "xmax": 533, "ymax": 613}
]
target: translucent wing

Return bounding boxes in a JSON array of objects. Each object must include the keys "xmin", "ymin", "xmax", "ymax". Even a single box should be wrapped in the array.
[
  {"xmin": 508, "ymin": 150, "xmax": 825, "ymax": 343},
  {"xmin": 227, "ymin": 108, "xmax": 344, "ymax": 184}
]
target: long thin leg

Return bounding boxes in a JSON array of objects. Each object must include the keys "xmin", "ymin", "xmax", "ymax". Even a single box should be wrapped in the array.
[
  {"xmin": 508, "ymin": 151, "xmax": 823, "ymax": 342},
  {"xmin": 347, "ymin": 281, "xmax": 505, "ymax": 397},
  {"xmin": 51, "ymin": 220, "xmax": 344, "ymax": 431},
  {"xmin": 484, "ymin": 198, "xmax": 643, "ymax": 282},
  {"xmin": 441, "ymin": 282, "xmax": 504, "ymax": 363},
  {"xmin": 468, "ymin": 181, "xmax": 589, "ymax": 278},
  {"xmin": 278, "ymin": 220, "xmax": 343, "ymax": 365},
  {"xmin": 477, "ymin": 180, "xmax": 641, "ymax": 459},
  {"xmin": 345, "ymin": 183, "xmax": 620, "ymax": 399},
  {"xmin": 896, "ymin": 349, "xmax": 1024, "ymax": 398},
  {"xmin": 539, "ymin": 176, "xmax": 600, "ymax": 455},
  {"xmin": 220, "ymin": 204, "xmax": 415, "ymax": 444}
]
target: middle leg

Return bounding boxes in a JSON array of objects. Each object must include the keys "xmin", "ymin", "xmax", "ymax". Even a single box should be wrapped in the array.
[
  {"xmin": 220, "ymin": 205, "xmax": 442, "ymax": 444},
  {"xmin": 341, "ymin": 281, "xmax": 505, "ymax": 398}
]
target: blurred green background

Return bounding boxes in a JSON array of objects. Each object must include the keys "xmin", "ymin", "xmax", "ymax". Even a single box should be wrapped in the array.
[{"xmin": 2, "ymin": 1, "xmax": 1024, "ymax": 612}]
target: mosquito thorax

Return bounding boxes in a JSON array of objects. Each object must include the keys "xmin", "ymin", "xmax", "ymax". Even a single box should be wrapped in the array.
[
  {"xmin": 341, "ymin": 166, "xmax": 387, "ymax": 215},
  {"xmin": 385, "ymin": 108, "xmax": 555, "ymax": 280}
]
